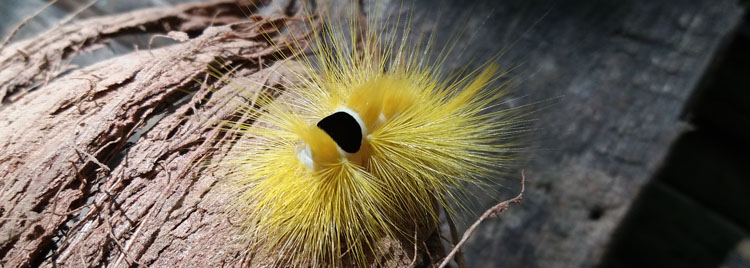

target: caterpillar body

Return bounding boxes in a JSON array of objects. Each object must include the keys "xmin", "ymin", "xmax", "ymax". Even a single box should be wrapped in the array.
[{"xmin": 218, "ymin": 1, "xmax": 526, "ymax": 267}]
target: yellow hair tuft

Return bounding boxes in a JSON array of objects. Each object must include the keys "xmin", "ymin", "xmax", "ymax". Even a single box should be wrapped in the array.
[{"xmin": 216, "ymin": 2, "xmax": 527, "ymax": 267}]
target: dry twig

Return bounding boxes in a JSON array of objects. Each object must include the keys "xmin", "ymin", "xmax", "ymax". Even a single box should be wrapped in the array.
[
  {"xmin": 408, "ymin": 225, "xmax": 419, "ymax": 268},
  {"xmin": 438, "ymin": 170, "xmax": 526, "ymax": 268}
]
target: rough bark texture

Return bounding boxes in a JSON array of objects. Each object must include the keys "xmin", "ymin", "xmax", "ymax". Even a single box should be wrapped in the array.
[
  {"xmin": 0, "ymin": 0, "xmax": 746, "ymax": 267},
  {"xmin": 0, "ymin": 0, "xmax": 250, "ymax": 105},
  {"xmin": 1, "ymin": 1, "xmax": 328, "ymax": 267}
]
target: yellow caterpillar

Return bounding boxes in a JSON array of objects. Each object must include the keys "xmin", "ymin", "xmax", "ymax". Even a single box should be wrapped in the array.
[{"xmin": 217, "ymin": 1, "xmax": 527, "ymax": 267}]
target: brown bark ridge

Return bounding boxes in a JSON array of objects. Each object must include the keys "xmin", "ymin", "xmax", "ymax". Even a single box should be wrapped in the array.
[
  {"xmin": 0, "ymin": 0, "xmax": 248, "ymax": 105},
  {"xmin": 0, "ymin": 1, "xmax": 421, "ymax": 267}
]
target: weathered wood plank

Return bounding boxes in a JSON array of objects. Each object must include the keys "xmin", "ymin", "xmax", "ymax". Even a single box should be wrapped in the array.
[
  {"xmin": 599, "ymin": 180, "xmax": 748, "ymax": 268},
  {"xmin": 601, "ymin": 16, "xmax": 750, "ymax": 267},
  {"xmin": 374, "ymin": 0, "xmax": 745, "ymax": 267}
]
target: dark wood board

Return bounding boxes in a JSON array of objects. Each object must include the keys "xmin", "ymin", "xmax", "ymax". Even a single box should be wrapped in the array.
[{"xmin": 376, "ymin": 0, "xmax": 746, "ymax": 267}]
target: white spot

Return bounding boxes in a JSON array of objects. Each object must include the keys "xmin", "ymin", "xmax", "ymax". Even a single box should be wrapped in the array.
[
  {"xmin": 296, "ymin": 143, "xmax": 314, "ymax": 170},
  {"xmin": 377, "ymin": 113, "xmax": 387, "ymax": 126}
]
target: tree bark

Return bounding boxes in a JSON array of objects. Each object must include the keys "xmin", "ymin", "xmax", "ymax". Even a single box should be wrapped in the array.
[{"xmin": 0, "ymin": 1, "xmax": 376, "ymax": 267}]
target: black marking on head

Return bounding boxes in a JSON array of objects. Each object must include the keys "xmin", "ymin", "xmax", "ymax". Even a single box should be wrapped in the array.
[{"xmin": 317, "ymin": 111, "xmax": 362, "ymax": 153}]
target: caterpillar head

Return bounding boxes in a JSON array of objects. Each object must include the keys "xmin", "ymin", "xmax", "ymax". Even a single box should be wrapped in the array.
[
  {"xmin": 293, "ymin": 77, "xmax": 416, "ymax": 171},
  {"xmin": 294, "ymin": 107, "xmax": 365, "ymax": 170}
]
